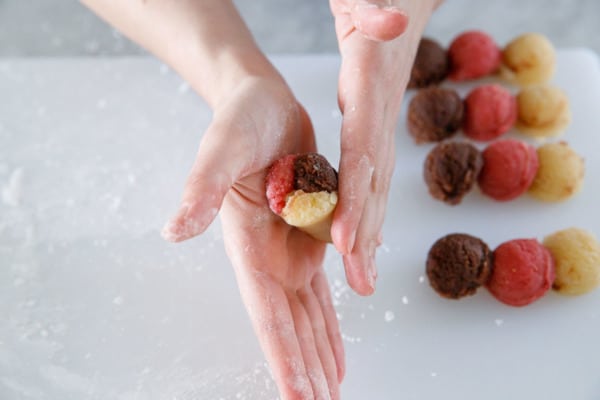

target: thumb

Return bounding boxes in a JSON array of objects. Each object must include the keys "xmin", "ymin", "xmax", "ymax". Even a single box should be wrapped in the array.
[
  {"xmin": 350, "ymin": 1, "xmax": 409, "ymax": 41},
  {"xmin": 161, "ymin": 120, "xmax": 247, "ymax": 242}
]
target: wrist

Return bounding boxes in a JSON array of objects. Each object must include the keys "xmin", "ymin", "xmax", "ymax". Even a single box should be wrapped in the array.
[
  {"xmin": 191, "ymin": 46, "xmax": 283, "ymax": 108},
  {"xmin": 163, "ymin": 27, "xmax": 282, "ymax": 109}
]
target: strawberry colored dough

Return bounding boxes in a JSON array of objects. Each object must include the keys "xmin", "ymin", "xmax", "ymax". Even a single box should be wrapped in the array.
[
  {"xmin": 478, "ymin": 139, "xmax": 539, "ymax": 201},
  {"xmin": 265, "ymin": 154, "xmax": 296, "ymax": 214},
  {"xmin": 486, "ymin": 239, "xmax": 555, "ymax": 307},
  {"xmin": 463, "ymin": 84, "xmax": 517, "ymax": 141},
  {"xmin": 448, "ymin": 31, "xmax": 501, "ymax": 81}
]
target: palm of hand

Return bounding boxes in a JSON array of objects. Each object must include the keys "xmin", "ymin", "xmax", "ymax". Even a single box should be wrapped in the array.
[
  {"xmin": 207, "ymin": 77, "xmax": 345, "ymax": 399},
  {"xmin": 163, "ymin": 75, "xmax": 344, "ymax": 399}
]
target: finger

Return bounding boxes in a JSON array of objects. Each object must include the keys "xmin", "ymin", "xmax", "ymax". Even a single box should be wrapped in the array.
[
  {"xmin": 161, "ymin": 119, "xmax": 249, "ymax": 242},
  {"xmin": 338, "ymin": 103, "xmax": 397, "ymax": 295},
  {"xmin": 341, "ymin": 200, "xmax": 379, "ymax": 296},
  {"xmin": 371, "ymin": 97, "xmax": 403, "ymax": 240},
  {"xmin": 332, "ymin": 149, "xmax": 373, "ymax": 254},
  {"xmin": 341, "ymin": 134, "xmax": 394, "ymax": 295},
  {"xmin": 349, "ymin": 1, "xmax": 409, "ymax": 42},
  {"xmin": 239, "ymin": 274, "xmax": 315, "ymax": 400},
  {"xmin": 287, "ymin": 292, "xmax": 331, "ymax": 400},
  {"xmin": 331, "ymin": 72, "xmax": 384, "ymax": 257},
  {"xmin": 297, "ymin": 286, "xmax": 341, "ymax": 399},
  {"xmin": 311, "ymin": 271, "xmax": 346, "ymax": 383}
]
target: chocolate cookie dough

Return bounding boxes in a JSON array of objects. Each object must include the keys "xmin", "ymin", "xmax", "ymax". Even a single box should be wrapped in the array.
[
  {"xmin": 424, "ymin": 141, "xmax": 483, "ymax": 205},
  {"xmin": 408, "ymin": 38, "xmax": 449, "ymax": 89},
  {"xmin": 407, "ymin": 87, "xmax": 464, "ymax": 144},
  {"xmin": 426, "ymin": 233, "xmax": 493, "ymax": 299},
  {"xmin": 293, "ymin": 153, "xmax": 338, "ymax": 193}
]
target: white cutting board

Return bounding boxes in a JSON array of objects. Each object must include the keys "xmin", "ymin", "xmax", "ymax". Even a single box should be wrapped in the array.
[{"xmin": 1, "ymin": 50, "xmax": 599, "ymax": 400}]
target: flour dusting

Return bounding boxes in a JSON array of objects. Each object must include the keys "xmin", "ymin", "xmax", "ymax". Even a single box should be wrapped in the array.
[
  {"xmin": 2, "ymin": 168, "xmax": 24, "ymax": 206},
  {"xmin": 384, "ymin": 311, "xmax": 395, "ymax": 322}
]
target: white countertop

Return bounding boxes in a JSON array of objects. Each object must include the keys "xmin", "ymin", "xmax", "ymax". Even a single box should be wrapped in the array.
[{"xmin": 1, "ymin": 51, "xmax": 600, "ymax": 399}]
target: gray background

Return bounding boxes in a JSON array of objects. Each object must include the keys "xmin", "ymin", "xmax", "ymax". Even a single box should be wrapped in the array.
[{"xmin": 0, "ymin": 0, "xmax": 598, "ymax": 57}]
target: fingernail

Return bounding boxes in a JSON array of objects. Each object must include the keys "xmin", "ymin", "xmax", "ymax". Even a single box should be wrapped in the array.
[
  {"xmin": 382, "ymin": 5, "xmax": 406, "ymax": 14},
  {"xmin": 366, "ymin": 261, "xmax": 377, "ymax": 290},
  {"xmin": 366, "ymin": 243, "xmax": 377, "ymax": 289},
  {"xmin": 355, "ymin": 3, "xmax": 379, "ymax": 11},
  {"xmin": 355, "ymin": 2, "xmax": 403, "ymax": 13}
]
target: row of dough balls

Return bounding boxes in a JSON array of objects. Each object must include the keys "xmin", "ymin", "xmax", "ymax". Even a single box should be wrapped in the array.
[
  {"xmin": 407, "ymin": 84, "xmax": 571, "ymax": 144},
  {"xmin": 409, "ymin": 31, "xmax": 556, "ymax": 88},
  {"xmin": 426, "ymin": 227, "xmax": 600, "ymax": 307},
  {"xmin": 423, "ymin": 140, "xmax": 584, "ymax": 204}
]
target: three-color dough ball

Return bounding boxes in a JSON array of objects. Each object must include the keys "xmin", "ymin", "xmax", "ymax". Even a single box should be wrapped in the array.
[
  {"xmin": 408, "ymin": 32, "xmax": 556, "ymax": 87},
  {"xmin": 408, "ymin": 82, "xmax": 571, "ymax": 145},
  {"xmin": 423, "ymin": 139, "xmax": 584, "ymax": 205},
  {"xmin": 426, "ymin": 230, "xmax": 600, "ymax": 307},
  {"xmin": 265, "ymin": 153, "xmax": 338, "ymax": 242}
]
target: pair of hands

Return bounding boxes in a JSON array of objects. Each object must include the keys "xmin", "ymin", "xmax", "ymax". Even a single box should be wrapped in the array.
[{"xmin": 161, "ymin": 1, "xmax": 437, "ymax": 398}]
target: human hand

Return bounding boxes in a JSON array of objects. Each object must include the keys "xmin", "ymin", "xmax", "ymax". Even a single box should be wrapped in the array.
[
  {"xmin": 329, "ymin": 0, "xmax": 440, "ymax": 295},
  {"xmin": 82, "ymin": 1, "xmax": 345, "ymax": 397},
  {"xmin": 161, "ymin": 76, "xmax": 345, "ymax": 399}
]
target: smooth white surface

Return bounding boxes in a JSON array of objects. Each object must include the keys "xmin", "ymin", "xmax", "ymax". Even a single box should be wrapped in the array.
[{"xmin": 1, "ymin": 50, "xmax": 599, "ymax": 399}]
